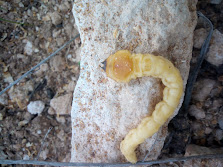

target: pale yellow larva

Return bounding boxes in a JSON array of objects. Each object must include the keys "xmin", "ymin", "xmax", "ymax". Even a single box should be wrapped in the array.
[{"xmin": 105, "ymin": 50, "xmax": 183, "ymax": 163}]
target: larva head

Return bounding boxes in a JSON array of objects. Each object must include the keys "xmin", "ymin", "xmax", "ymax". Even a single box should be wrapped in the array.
[{"xmin": 105, "ymin": 50, "xmax": 133, "ymax": 82}]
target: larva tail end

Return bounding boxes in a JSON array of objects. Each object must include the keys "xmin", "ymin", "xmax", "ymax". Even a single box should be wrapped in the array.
[{"xmin": 120, "ymin": 140, "xmax": 137, "ymax": 164}]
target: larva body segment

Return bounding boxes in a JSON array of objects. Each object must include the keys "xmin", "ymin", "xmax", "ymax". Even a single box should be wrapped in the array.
[{"xmin": 105, "ymin": 50, "xmax": 183, "ymax": 163}]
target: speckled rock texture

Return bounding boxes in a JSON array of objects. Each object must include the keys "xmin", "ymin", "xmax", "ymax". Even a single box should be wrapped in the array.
[{"xmin": 71, "ymin": 0, "xmax": 197, "ymax": 163}]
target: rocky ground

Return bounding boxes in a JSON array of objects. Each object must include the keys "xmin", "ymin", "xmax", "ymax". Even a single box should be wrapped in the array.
[{"xmin": 0, "ymin": 0, "xmax": 223, "ymax": 166}]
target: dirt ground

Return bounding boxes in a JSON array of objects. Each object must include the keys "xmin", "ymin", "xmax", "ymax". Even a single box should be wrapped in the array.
[{"xmin": 0, "ymin": 0, "xmax": 223, "ymax": 166}]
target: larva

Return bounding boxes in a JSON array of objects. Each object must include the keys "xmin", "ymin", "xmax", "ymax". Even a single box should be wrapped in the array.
[{"xmin": 104, "ymin": 50, "xmax": 183, "ymax": 163}]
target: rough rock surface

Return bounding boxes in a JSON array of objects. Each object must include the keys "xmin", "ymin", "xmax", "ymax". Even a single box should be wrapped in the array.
[
  {"xmin": 71, "ymin": 0, "xmax": 197, "ymax": 163},
  {"xmin": 183, "ymin": 144, "xmax": 223, "ymax": 167}
]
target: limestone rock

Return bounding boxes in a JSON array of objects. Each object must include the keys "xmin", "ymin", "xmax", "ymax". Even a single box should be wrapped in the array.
[
  {"xmin": 183, "ymin": 144, "xmax": 223, "ymax": 167},
  {"xmin": 71, "ymin": 0, "xmax": 197, "ymax": 163},
  {"xmin": 206, "ymin": 30, "xmax": 223, "ymax": 67},
  {"xmin": 50, "ymin": 93, "xmax": 72, "ymax": 115}
]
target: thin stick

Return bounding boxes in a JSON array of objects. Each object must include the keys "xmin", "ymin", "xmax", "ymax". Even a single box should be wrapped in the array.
[
  {"xmin": 35, "ymin": 127, "xmax": 53, "ymax": 160},
  {"xmin": 1, "ymin": 154, "xmax": 223, "ymax": 166},
  {"xmin": 0, "ymin": 34, "xmax": 80, "ymax": 96}
]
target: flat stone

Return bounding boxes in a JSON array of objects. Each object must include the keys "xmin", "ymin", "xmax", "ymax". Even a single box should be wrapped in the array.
[
  {"xmin": 206, "ymin": 30, "xmax": 223, "ymax": 67},
  {"xmin": 50, "ymin": 93, "xmax": 72, "ymax": 115},
  {"xmin": 71, "ymin": 0, "xmax": 197, "ymax": 163}
]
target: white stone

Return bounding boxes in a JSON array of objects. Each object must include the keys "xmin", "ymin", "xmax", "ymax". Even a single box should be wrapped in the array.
[
  {"xmin": 24, "ymin": 41, "xmax": 33, "ymax": 55},
  {"xmin": 206, "ymin": 30, "xmax": 223, "ymax": 67},
  {"xmin": 50, "ymin": 93, "xmax": 72, "ymax": 115},
  {"xmin": 23, "ymin": 154, "xmax": 30, "ymax": 160},
  {"xmin": 27, "ymin": 101, "xmax": 45, "ymax": 115},
  {"xmin": 19, "ymin": 2, "xmax": 24, "ymax": 8},
  {"xmin": 193, "ymin": 28, "xmax": 208, "ymax": 49},
  {"xmin": 26, "ymin": 142, "xmax": 33, "ymax": 147},
  {"xmin": 192, "ymin": 79, "xmax": 216, "ymax": 102},
  {"xmin": 0, "ymin": 93, "xmax": 8, "ymax": 105},
  {"xmin": 188, "ymin": 105, "xmax": 206, "ymax": 120},
  {"xmin": 71, "ymin": 0, "xmax": 197, "ymax": 163}
]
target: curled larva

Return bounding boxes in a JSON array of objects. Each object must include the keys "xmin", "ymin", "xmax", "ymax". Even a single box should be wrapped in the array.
[{"xmin": 104, "ymin": 50, "xmax": 183, "ymax": 163}]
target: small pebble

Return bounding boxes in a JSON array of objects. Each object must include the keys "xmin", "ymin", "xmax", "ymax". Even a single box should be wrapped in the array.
[
  {"xmin": 23, "ymin": 154, "xmax": 30, "ymax": 160},
  {"xmin": 189, "ymin": 105, "xmax": 206, "ymax": 120},
  {"xmin": 215, "ymin": 129, "xmax": 223, "ymax": 141},
  {"xmin": 18, "ymin": 120, "xmax": 29, "ymax": 127},
  {"xmin": 205, "ymin": 127, "xmax": 213, "ymax": 134},
  {"xmin": 56, "ymin": 116, "xmax": 66, "ymax": 124},
  {"xmin": 26, "ymin": 142, "xmax": 33, "ymax": 147},
  {"xmin": 37, "ymin": 130, "xmax": 42, "ymax": 134},
  {"xmin": 27, "ymin": 101, "xmax": 45, "ymax": 115}
]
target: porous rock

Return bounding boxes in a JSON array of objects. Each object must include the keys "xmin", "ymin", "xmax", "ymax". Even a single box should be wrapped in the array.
[
  {"xmin": 71, "ymin": 0, "xmax": 197, "ymax": 163},
  {"xmin": 206, "ymin": 30, "xmax": 223, "ymax": 67}
]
